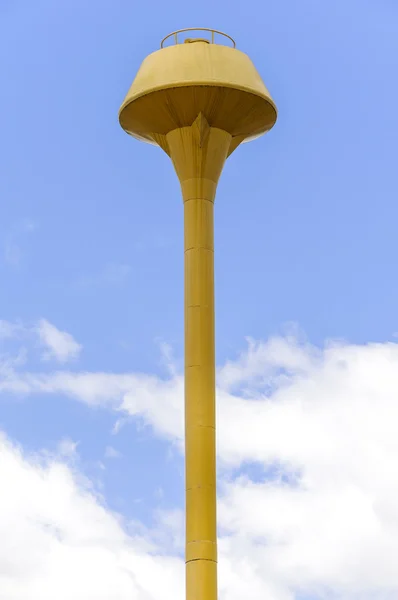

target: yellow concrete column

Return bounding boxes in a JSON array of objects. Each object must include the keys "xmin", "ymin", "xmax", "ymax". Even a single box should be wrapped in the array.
[{"xmin": 166, "ymin": 115, "xmax": 232, "ymax": 600}]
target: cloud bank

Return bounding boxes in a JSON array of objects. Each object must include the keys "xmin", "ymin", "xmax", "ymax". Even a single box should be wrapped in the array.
[{"xmin": 0, "ymin": 326, "xmax": 398, "ymax": 598}]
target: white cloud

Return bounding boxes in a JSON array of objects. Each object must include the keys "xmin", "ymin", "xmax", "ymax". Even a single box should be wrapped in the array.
[
  {"xmin": 0, "ymin": 369, "xmax": 184, "ymax": 442},
  {"xmin": 0, "ymin": 433, "xmax": 183, "ymax": 600},
  {"xmin": 0, "ymin": 318, "xmax": 81, "ymax": 365},
  {"xmin": 35, "ymin": 319, "xmax": 82, "ymax": 364},
  {"xmin": 104, "ymin": 446, "xmax": 122, "ymax": 459},
  {"xmin": 111, "ymin": 418, "xmax": 128, "ymax": 435},
  {"xmin": 1, "ymin": 332, "xmax": 398, "ymax": 597},
  {"xmin": 0, "ymin": 432, "xmax": 297, "ymax": 600},
  {"xmin": 57, "ymin": 438, "xmax": 79, "ymax": 458},
  {"xmin": 156, "ymin": 340, "xmax": 180, "ymax": 378}
]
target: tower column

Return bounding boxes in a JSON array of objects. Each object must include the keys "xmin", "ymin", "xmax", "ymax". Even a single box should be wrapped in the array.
[
  {"xmin": 119, "ymin": 28, "xmax": 277, "ymax": 600},
  {"xmin": 166, "ymin": 116, "xmax": 232, "ymax": 600}
]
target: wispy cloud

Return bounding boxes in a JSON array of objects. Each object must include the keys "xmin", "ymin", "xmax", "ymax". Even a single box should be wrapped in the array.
[
  {"xmin": 35, "ymin": 319, "xmax": 82, "ymax": 364},
  {"xmin": 157, "ymin": 340, "xmax": 178, "ymax": 377},
  {"xmin": 57, "ymin": 437, "xmax": 79, "ymax": 458},
  {"xmin": 104, "ymin": 445, "xmax": 122, "ymax": 459},
  {"xmin": 0, "ymin": 318, "xmax": 81, "ymax": 364},
  {"xmin": 0, "ymin": 320, "xmax": 24, "ymax": 340}
]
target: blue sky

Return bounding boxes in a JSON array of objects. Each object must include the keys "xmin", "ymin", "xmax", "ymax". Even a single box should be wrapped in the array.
[{"xmin": 1, "ymin": 1, "xmax": 398, "ymax": 599}]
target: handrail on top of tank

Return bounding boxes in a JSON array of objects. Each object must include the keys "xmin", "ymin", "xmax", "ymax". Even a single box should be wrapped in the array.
[{"xmin": 161, "ymin": 28, "xmax": 236, "ymax": 49}]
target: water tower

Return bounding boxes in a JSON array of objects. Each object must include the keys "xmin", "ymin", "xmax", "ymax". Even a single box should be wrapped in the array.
[{"xmin": 119, "ymin": 28, "xmax": 277, "ymax": 600}]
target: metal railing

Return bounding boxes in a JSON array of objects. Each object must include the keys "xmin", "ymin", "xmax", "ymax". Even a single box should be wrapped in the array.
[{"xmin": 160, "ymin": 28, "xmax": 236, "ymax": 49}]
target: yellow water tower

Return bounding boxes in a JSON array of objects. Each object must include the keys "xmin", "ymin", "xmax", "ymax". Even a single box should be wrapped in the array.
[{"xmin": 119, "ymin": 28, "xmax": 277, "ymax": 600}]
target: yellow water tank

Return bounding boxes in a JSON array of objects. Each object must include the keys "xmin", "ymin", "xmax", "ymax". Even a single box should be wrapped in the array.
[{"xmin": 119, "ymin": 28, "xmax": 277, "ymax": 150}]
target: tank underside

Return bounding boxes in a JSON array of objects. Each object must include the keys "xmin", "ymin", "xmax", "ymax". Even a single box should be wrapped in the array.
[{"xmin": 119, "ymin": 84, "xmax": 276, "ymax": 144}]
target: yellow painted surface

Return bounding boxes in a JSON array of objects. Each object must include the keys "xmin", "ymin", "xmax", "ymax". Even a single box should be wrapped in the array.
[
  {"xmin": 169, "ymin": 118, "xmax": 230, "ymax": 600},
  {"xmin": 119, "ymin": 31, "xmax": 277, "ymax": 600},
  {"xmin": 119, "ymin": 37, "xmax": 277, "ymax": 145}
]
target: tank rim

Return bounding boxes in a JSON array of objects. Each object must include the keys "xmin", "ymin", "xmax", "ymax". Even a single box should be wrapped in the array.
[{"xmin": 118, "ymin": 81, "xmax": 278, "ymax": 121}]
